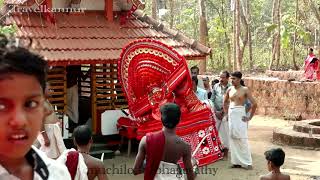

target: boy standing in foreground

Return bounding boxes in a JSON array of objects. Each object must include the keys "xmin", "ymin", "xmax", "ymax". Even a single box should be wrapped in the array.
[{"xmin": 0, "ymin": 39, "xmax": 71, "ymax": 180}]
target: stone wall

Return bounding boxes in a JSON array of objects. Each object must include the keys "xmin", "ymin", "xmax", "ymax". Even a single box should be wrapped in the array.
[
  {"xmin": 265, "ymin": 70, "xmax": 304, "ymax": 81},
  {"xmin": 244, "ymin": 77, "xmax": 320, "ymax": 119}
]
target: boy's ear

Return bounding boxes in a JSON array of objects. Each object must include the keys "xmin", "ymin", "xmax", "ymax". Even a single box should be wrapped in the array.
[{"xmin": 89, "ymin": 138, "xmax": 93, "ymax": 144}]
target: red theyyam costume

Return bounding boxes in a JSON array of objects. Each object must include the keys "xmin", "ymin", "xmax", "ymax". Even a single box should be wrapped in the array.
[{"xmin": 117, "ymin": 39, "xmax": 223, "ymax": 167}]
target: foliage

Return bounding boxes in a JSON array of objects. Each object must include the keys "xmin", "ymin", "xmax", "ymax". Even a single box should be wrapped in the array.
[
  {"xmin": 143, "ymin": 0, "xmax": 320, "ymax": 72},
  {"xmin": 0, "ymin": 25, "xmax": 17, "ymax": 36}
]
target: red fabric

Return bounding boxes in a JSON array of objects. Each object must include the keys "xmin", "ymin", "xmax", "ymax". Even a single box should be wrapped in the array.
[
  {"xmin": 117, "ymin": 117, "xmax": 137, "ymax": 139},
  {"xmin": 304, "ymin": 54, "xmax": 318, "ymax": 80},
  {"xmin": 66, "ymin": 151, "xmax": 79, "ymax": 180},
  {"xmin": 118, "ymin": 39, "xmax": 223, "ymax": 167},
  {"xmin": 144, "ymin": 131, "xmax": 165, "ymax": 180}
]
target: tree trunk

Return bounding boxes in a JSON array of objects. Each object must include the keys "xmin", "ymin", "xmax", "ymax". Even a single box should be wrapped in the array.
[
  {"xmin": 235, "ymin": 0, "xmax": 241, "ymax": 71},
  {"xmin": 169, "ymin": 0, "xmax": 174, "ymax": 29},
  {"xmin": 292, "ymin": 0, "xmax": 299, "ymax": 70},
  {"xmin": 199, "ymin": 0, "xmax": 208, "ymax": 73},
  {"xmin": 269, "ymin": 0, "xmax": 278, "ymax": 70},
  {"xmin": 306, "ymin": 0, "xmax": 320, "ymax": 24},
  {"xmin": 275, "ymin": 0, "xmax": 281, "ymax": 69},
  {"xmin": 221, "ymin": 0, "xmax": 232, "ymax": 71},
  {"xmin": 152, "ymin": 0, "xmax": 157, "ymax": 19},
  {"xmin": 247, "ymin": 0, "xmax": 253, "ymax": 70},
  {"xmin": 233, "ymin": 5, "xmax": 236, "ymax": 71},
  {"xmin": 239, "ymin": 0, "xmax": 249, "ymax": 69}
]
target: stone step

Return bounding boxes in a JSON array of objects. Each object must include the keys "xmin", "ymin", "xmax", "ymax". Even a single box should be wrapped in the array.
[
  {"xmin": 91, "ymin": 143, "xmax": 108, "ymax": 151},
  {"xmin": 90, "ymin": 150, "xmax": 114, "ymax": 160},
  {"xmin": 293, "ymin": 119, "xmax": 320, "ymax": 134},
  {"xmin": 273, "ymin": 127, "xmax": 320, "ymax": 149}
]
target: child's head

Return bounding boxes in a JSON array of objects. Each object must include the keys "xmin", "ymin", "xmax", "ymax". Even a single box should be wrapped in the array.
[
  {"xmin": 264, "ymin": 148, "xmax": 286, "ymax": 171},
  {"xmin": 73, "ymin": 125, "xmax": 93, "ymax": 147},
  {"xmin": 0, "ymin": 37, "xmax": 48, "ymax": 159}
]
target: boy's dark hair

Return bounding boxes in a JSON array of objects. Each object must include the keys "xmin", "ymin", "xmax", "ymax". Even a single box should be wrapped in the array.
[
  {"xmin": 221, "ymin": 70, "xmax": 230, "ymax": 78},
  {"xmin": 0, "ymin": 36, "xmax": 48, "ymax": 92},
  {"xmin": 240, "ymin": 79, "xmax": 245, "ymax": 86},
  {"xmin": 160, "ymin": 103, "xmax": 181, "ymax": 129},
  {"xmin": 264, "ymin": 148, "xmax": 286, "ymax": 167},
  {"xmin": 231, "ymin": 71, "xmax": 242, "ymax": 79},
  {"xmin": 190, "ymin": 66, "xmax": 199, "ymax": 72},
  {"xmin": 73, "ymin": 125, "xmax": 92, "ymax": 146},
  {"xmin": 310, "ymin": 48, "xmax": 314, "ymax": 52},
  {"xmin": 192, "ymin": 76, "xmax": 198, "ymax": 86}
]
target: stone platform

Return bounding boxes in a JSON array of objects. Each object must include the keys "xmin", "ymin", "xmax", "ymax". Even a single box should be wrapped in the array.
[{"xmin": 273, "ymin": 120, "xmax": 320, "ymax": 149}]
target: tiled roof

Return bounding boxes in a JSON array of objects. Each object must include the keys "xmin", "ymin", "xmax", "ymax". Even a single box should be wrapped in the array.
[
  {"xmin": 6, "ymin": 11, "xmax": 210, "ymax": 65},
  {"xmin": 4, "ymin": 0, "xmax": 28, "ymax": 5}
]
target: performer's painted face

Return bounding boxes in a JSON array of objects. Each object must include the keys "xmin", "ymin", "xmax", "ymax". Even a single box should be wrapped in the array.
[{"xmin": 0, "ymin": 73, "xmax": 45, "ymax": 159}]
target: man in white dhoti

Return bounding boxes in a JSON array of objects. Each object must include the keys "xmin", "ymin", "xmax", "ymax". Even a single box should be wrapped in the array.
[
  {"xmin": 57, "ymin": 125, "xmax": 107, "ymax": 180},
  {"xmin": 223, "ymin": 71, "xmax": 257, "ymax": 170},
  {"xmin": 133, "ymin": 103, "xmax": 195, "ymax": 180},
  {"xmin": 211, "ymin": 71, "xmax": 231, "ymax": 159},
  {"xmin": 37, "ymin": 100, "xmax": 66, "ymax": 159},
  {"xmin": 66, "ymin": 66, "xmax": 90, "ymax": 132}
]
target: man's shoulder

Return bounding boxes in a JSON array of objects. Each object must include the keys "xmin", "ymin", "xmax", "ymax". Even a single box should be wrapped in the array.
[
  {"xmin": 241, "ymin": 86, "xmax": 250, "ymax": 93},
  {"xmin": 175, "ymin": 137, "xmax": 191, "ymax": 151},
  {"xmin": 87, "ymin": 155, "xmax": 105, "ymax": 168},
  {"xmin": 259, "ymin": 174, "xmax": 271, "ymax": 180}
]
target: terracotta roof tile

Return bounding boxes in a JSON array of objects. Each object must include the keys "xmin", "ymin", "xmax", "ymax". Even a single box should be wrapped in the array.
[
  {"xmin": 7, "ymin": 11, "xmax": 209, "ymax": 65},
  {"xmin": 34, "ymin": 38, "xmax": 186, "ymax": 50},
  {"xmin": 4, "ymin": 0, "xmax": 28, "ymax": 5}
]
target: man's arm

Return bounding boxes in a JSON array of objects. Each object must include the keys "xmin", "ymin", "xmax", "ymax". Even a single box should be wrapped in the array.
[
  {"xmin": 223, "ymin": 88, "xmax": 231, "ymax": 115},
  {"xmin": 133, "ymin": 136, "xmax": 146, "ymax": 175},
  {"xmin": 97, "ymin": 162, "xmax": 108, "ymax": 180},
  {"xmin": 41, "ymin": 101, "xmax": 53, "ymax": 147},
  {"xmin": 245, "ymin": 87, "xmax": 257, "ymax": 120},
  {"xmin": 183, "ymin": 144, "xmax": 195, "ymax": 180}
]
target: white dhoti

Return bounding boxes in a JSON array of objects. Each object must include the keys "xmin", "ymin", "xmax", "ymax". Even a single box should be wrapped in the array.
[
  {"xmin": 67, "ymin": 85, "xmax": 79, "ymax": 123},
  {"xmin": 57, "ymin": 149, "xmax": 88, "ymax": 180},
  {"xmin": 228, "ymin": 106, "xmax": 252, "ymax": 167},
  {"xmin": 37, "ymin": 123, "xmax": 67, "ymax": 159},
  {"xmin": 155, "ymin": 161, "xmax": 185, "ymax": 180},
  {"xmin": 215, "ymin": 115, "xmax": 229, "ymax": 149}
]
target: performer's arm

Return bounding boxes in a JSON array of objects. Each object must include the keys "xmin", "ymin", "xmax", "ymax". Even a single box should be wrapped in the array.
[
  {"xmin": 183, "ymin": 144, "xmax": 195, "ymax": 180},
  {"xmin": 223, "ymin": 88, "xmax": 230, "ymax": 115},
  {"xmin": 133, "ymin": 136, "xmax": 146, "ymax": 175},
  {"xmin": 246, "ymin": 88, "xmax": 257, "ymax": 120}
]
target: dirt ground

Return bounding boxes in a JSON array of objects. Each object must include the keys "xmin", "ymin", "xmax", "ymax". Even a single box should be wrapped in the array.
[{"xmin": 103, "ymin": 116, "xmax": 320, "ymax": 180}]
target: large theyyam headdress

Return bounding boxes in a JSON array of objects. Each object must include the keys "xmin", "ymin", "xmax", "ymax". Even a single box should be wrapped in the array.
[{"xmin": 118, "ymin": 39, "xmax": 192, "ymax": 118}]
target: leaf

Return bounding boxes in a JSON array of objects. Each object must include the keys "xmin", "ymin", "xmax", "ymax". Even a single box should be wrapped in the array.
[{"xmin": 266, "ymin": 24, "xmax": 278, "ymax": 33}]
